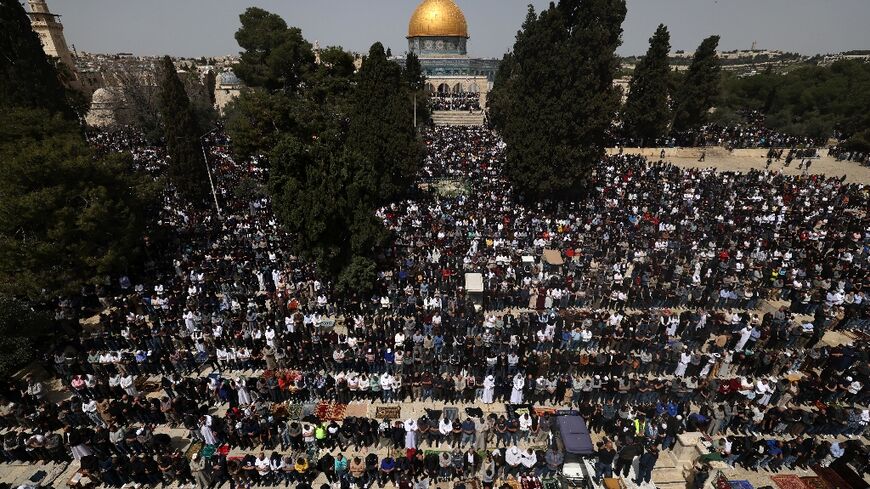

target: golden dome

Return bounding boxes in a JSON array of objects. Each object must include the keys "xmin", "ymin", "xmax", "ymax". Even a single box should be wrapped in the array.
[{"xmin": 408, "ymin": 0, "xmax": 469, "ymax": 39}]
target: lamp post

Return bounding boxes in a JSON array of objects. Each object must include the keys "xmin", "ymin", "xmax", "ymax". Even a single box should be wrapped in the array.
[{"xmin": 200, "ymin": 128, "xmax": 222, "ymax": 218}]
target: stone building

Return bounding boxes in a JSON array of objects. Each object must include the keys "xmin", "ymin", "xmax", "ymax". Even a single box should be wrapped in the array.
[{"xmin": 214, "ymin": 71, "xmax": 243, "ymax": 115}]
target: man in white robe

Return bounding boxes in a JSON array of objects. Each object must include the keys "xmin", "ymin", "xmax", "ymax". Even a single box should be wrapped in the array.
[
  {"xmin": 482, "ymin": 375, "xmax": 495, "ymax": 404},
  {"xmin": 510, "ymin": 373, "xmax": 525, "ymax": 404}
]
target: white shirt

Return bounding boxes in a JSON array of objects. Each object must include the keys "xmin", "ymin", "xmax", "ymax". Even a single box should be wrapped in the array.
[
  {"xmin": 255, "ymin": 457, "xmax": 271, "ymax": 475},
  {"xmin": 519, "ymin": 415, "xmax": 532, "ymax": 431}
]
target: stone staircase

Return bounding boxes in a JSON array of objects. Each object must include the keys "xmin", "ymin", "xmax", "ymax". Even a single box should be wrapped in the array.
[{"xmin": 431, "ymin": 110, "xmax": 485, "ymax": 126}]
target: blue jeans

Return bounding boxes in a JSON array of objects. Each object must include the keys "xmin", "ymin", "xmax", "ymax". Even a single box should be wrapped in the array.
[{"xmin": 594, "ymin": 461, "xmax": 613, "ymax": 481}]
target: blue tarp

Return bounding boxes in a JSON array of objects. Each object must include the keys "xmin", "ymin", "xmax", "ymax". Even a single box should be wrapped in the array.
[{"xmin": 557, "ymin": 415, "xmax": 594, "ymax": 455}]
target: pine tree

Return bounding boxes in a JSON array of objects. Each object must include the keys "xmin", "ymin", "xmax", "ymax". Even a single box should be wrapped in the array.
[
  {"xmin": 0, "ymin": 0, "xmax": 74, "ymax": 118},
  {"xmin": 233, "ymin": 7, "xmax": 315, "ymax": 92},
  {"xmin": 673, "ymin": 35, "xmax": 721, "ymax": 131},
  {"xmin": 622, "ymin": 24, "xmax": 671, "ymax": 144},
  {"xmin": 157, "ymin": 56, "xmax": 210, "ymax": 205},
  {"xmin": 490, "ymin": 0, "xmax": 626, "ymax": 202}
]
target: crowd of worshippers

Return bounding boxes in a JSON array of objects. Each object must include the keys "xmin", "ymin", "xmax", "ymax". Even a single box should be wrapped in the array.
[
  {"xmin": 429, "ymin": 92, "xmax": 481, "ymax": 112},
  {"xmin": 612, "ymin": 111, "xmax": 825, "ymax": 150},
  {"xmin": 0, "ymin": 124, "xmax": 867, "ymax": 487},
  {"xmin": 828, "ymin": 145, "xmax": 870, "ymax": 167}
]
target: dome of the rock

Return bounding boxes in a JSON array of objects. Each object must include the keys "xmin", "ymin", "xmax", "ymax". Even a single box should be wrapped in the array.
[{"xmin": 408, "ymin": 0, "xmax": 469, "ymax": 39}]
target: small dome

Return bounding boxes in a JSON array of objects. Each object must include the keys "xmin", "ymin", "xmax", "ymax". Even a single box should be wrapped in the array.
[
  {"xmin": 408, "ymin": 0, "xmax": 469, "ymax": 39},
  {"xmin": 218, "ymin": 71, "xmax": 241, "ymax": 86},
  {"xmin": 91, "ymin": 87, "xmax": 117, "ymax": 104}
]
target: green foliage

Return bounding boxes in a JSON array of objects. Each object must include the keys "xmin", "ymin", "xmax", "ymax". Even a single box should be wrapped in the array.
[
  {"xmin": 267, "ymin": 135, "xmax": 388, "ymax": 284},
  {"xmin": 622, "ymin": 24, "xmax": 672, "ymax": 142},
  {"xmin": 347, "ymin": 43, "xmax": 423, "ymax": 202},
  {"xmin": 403, "ymin": 52, "xmax": 425, "ymax": 91},
  {"xmin": 157, "ymin": 56, "xmax": 210, "ymax": 204},
  {"xmin": 0, "ymin": 0, "xmax": 75, "ymax": 119},
  {"xmin": 403, "ymin": 52, "xmax": 431, "ymax": 127},
  {"xmin": 718, "ymin": 60, "xmax": 870, "ymax": 143},
  {"xmin": 672, "ymin": 35, "xmax": 721, "ymax": 131},
  {"xmin": 229, "ymin": 9, "xmax": 421, "ymax": 292},
  {"xmin": 0, "ymin": 295, "xmax": 51, "ymax": 377},
  {"xmin": 205, "ymin": 70, "xmax": 217, "ymax": 105},
  {"xmin": 233, "ymin": 7, "xmax": 316, "ymax": 92},
  {"xmin": 337, "ymin": 256, "xmax": 378, "ymax": 296},
  {"xmin": 0, "ymin": 108, "xmax": 153, "ymax": 299},
  {"xmin": 489, "ymin": 0, "xmax": 627, "ymax": 202}
]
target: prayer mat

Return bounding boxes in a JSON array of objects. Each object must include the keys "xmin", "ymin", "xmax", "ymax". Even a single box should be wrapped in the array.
[
  {"xmin": 344, "ymin": 403, "xmax": 369, "ymax": 418},
  {"xmin": 285, "ymin": 403, "xmax": 303, "ymax": 420},
  {"xmin": 534, "ymin": 407, "xmax": 557, "ymax": 416},
  {"xmin": 771, "ymin": 475, "xmax": 809, "ymax": 489},
  {"xmin": 375, "ymin": 405, "xmax": 401, "ymax": 419},
  {"xmin": 270, "ymin": 403, "xmax": 287, "ymax": 417},
  {"xmin": 729, "ymin": 481, "xmax": 754, "ymax": 489},
  {"xmin": 315, "ymin": 402, "xmax": 347, "ymax": 421},
  {"xmin": 800, "ymin": 477, "xmax": 830, "ymax": 489},
  {"xmin": 184, "ymin": 442, "xmax": 203, "ymax": 460},
  {"xmin": 424, "ymin": 409, "xmax": 442, "ymax": 420},
  {"xmin": 812, "ymin": 466, "xmax": 853, "ymax": 489},
  {"xmin": 506, "ymin": 404, "xmax": 533, "ymax": 418}
]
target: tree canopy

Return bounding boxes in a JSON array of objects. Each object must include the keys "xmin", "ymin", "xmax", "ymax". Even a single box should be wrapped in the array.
[
  {"xmin": 0, "ymin": 108, "xmax": 153, "ymax": 299},
  {"xmin": 672, "ymin": 35, "xmax": 721, "ymax": 131},
  {"xmin": 0, "ymin": 0, "xmax": 76, "ymax": 118},
  {"xmin": 227, "ymin": 9, "xmax": 424, "ymax": 293},
  {"xmin": 621, "ymin": 24, "xmax": 672, "ymax": 143},
  {"xmin": 0, "ymin": 295, "xmax": 50, "ymax": 377},
  {"xmin": 717, "ymin": 60, "xmax": 870, "ymax": 149},
  {"xmin": 157, "ymin": 56, "xmax": 210, "ymax": 205},
  {"xmin": 233, "ymin": 7, "xmax": 316, "ymax": 92},
  {"xmin": 347, "ymin": 43, "xmax": 423, "ymax": 203},
  {"xmin": 489, "ymin": 0, "xmax": 627, "ymax": 202}
]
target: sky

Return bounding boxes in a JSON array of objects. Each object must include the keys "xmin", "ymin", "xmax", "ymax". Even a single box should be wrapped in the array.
[{"xmin": 43, "ymin": 0, "xmax": 870, "ymax": 59}]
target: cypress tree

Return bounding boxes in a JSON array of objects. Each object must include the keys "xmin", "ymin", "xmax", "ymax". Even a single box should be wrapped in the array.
[
  {"xmin": 157, "ymin": 56, "xmax": 209, "ymax": 205},
  {"xmin": 403, "ymin": 51, "xmax": 430, "ymax": 127},
  {"xmin": 347, "ymin": 42, "xmax": 422, "ymax": 202},
  {"xmin": 673, "ymin": 35, "xmax": 721, "ymax": 132},
  {"xmin": 491, "ymin": 0, "xmax": 626, "ymax": 202},
  {"xmin": 0, "ymin": 0, "xmax": 74, "ymax": 118},
  {"xmin": 622, "ymin": 24, "xmax": 672, "ymax": 144}
]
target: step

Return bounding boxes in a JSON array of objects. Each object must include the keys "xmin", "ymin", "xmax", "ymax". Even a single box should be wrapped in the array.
[
  {"xmin": 652, "ymin": 468, "xmax": 687, "ymax": 485},
  {"xmin": 431, "ymin": 110, "xmax": 485, "ymax": 127}
]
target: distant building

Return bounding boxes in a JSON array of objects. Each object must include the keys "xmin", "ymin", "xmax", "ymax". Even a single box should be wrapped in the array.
[{"xmin": 214, "ymin": 70, "xmax": 243, "ymax": 114}]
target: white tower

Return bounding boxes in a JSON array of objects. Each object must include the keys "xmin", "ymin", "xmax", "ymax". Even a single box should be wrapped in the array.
[{"xmin": 27, "ymin": 0, "xmax": 76, "ymax": 69}]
